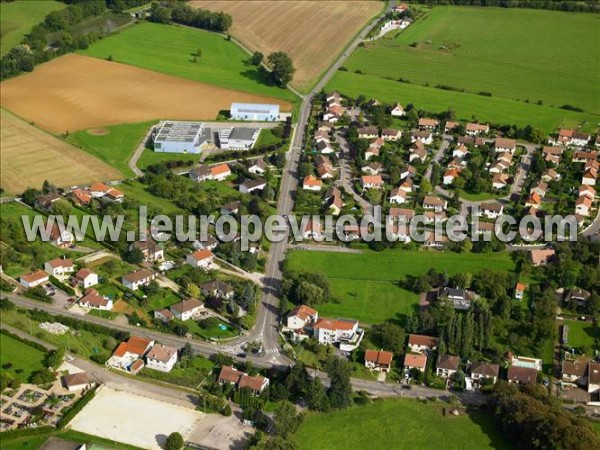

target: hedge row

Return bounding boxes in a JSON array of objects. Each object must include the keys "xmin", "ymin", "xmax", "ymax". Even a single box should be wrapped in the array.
[
  {"xmin": 49, "ymin": 276, "xmax": 76, "ymax": 296},
  {"xmin": 56, "ymin": 387, "xmax": 97, "ymax": 430},
  {"xmin": 0, "ymin": 425, "xmax": 54, "ymax": 440},
  {"xmin": 0, "ymin": 328, "xmax": 50, "ymax": 352},
  {"xmin": 27, "ymin": 309, "xmax": 129, "ymax": 341}
]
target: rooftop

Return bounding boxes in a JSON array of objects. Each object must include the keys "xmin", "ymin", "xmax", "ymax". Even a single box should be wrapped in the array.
[{"xmin": 154, "ymin": 121, "xmax": 205, "ymax": 143}]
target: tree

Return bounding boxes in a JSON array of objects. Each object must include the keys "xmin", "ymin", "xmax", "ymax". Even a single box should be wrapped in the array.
[
  {"xmin": 251, "ymin": 51, "xmax": 264, "ymax": 66},
  {"xmin": 325, "ymin": 357, "xmax": 353, "ymax": 409},
  {"xmin": 197, "ymin": 48, "xmax": 202, "ymax": 59},
  {"xmin": 373, "ymin": 322, "xmax": 405, "ymax": 353},
  {"xmin": 273, "ymin": 401, "xmax": 303, "ymax": 439},
  {"xmin": 186, "ymin": 283, "xmax": 200, "ymax": 299},
  {"xmin": 267, "ymin": 51, "xmax": 295, "ymax": 86},
  {"xmin": 45, "ymin": 348, "xmax": 65, "ymax": 369},
  {"xmin": 122, "ymin": 247, "xmax": 144, "ymax": 264},
  {"xmin": 165, "ymin": 432, "xmax": 184, "ymax": 450},
  {"xmin": 306, "ymin": 378, "xmax": 330, "ymax": 411}
]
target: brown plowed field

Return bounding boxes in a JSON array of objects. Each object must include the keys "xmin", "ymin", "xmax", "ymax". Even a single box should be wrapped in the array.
[
  {"xmin": 193, "ymin": 1, "xmax": 383, "ymax": 90},
  {"xmin": 0, "ymin": 109, "xmax": 121, "ymax": 193},
  {"xmin": 0, "ymin": 54, "xmax": 292, "ymax": 133}
]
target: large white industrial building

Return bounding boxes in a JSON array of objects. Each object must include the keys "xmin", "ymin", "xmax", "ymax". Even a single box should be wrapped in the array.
[
  {"xmin": 218, "ymin": 127, "xmax": 261, "ymax": 150},
  {"xmin": 152, "ymin": 121, "xmax": 212, "ymax": 154},
  {"xmin": 230, "ymin": 103, "xmax": 280, "ymax": 121}
]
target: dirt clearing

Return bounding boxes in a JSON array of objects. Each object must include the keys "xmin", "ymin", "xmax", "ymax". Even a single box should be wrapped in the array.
[
  {"xmin": 0, "ymin": 109, "xmax": 121, "ymax": 194},
  {"xmin": 193, "ymin": 1, "xmax": 383, "ymax": 90},
  {"xmin": 0, "ymin": 54, "xmax": 292, "ymax": 133}
]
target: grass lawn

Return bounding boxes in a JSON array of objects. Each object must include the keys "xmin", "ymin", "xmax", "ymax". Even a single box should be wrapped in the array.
[
  {"xmin": 1, "ymin": 429, "xmax": 142, "ymax": 450},
  {"xmin": 185, "ymin": 318, "xmax": 238, "ymax": 341},
  {"xmin": 139, "ymin": 355, "xmax": 214, "ymax": 389},
  {"xmin": 66, "ymin": 121, "xmax": 155, "ymax": 178},
  {"xmin": 295, "ymin": 398, "xmax": 511, "ymax": 450},
  {"xmin": 336, "ymin": 6, "xmax": 599, "ymax": 121},
  {"xmin": 0, "ymin": 334, "xmax": 45, "ymax": 383},
  {"xmin": 564, "ymin": 319, "xmax": 598, "ymax": 350},
  {"xmin": 328, "ymin": 71, "xmax": 598, "ymax": 134},
  {"xmin": 458, "ymin": 189, "xmax": 506, "ymax": 202},
  {"xmin": 286, "ymin": 249, "xmax": 514, "ymax": 324},
  {"xmin": 138, "ymin": 149, "xmax": 201, "ymax": 170},
  {"xmin": 79, "ymin": 22, "xmax": 296, "ymax": 104},
  {"xmin": 117, "ymin": 180, "xmax": 185, "ymax": 216},
  {"xmin": 0, "ymin": 0, "xmax": 65, "ymax": 55}
]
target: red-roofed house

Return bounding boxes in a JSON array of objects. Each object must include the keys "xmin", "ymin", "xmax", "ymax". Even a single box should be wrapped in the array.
[
  {"xmin": 210, "ymin": 164, "xmax": 232, "ymax": 181},
  {"xmin": 44, "ymin": 258, "xmax": 74, "ymax": 278},
  {"xmin": 314, "ymin": 317, "xmax": 364, "ymax": 351},
  {"xmin": 286, "ymin": 305, "xmax": 319, "ymax": 331},
  {"xmin": 186, "ymin": 249, "xmax": 214, "ymax": 269},
  {"xmin": 514, "ymin": 282, "xmax": 526, "ymax": 300},
  {"xmin": 361, "ymin": 175, "xmax": 384, "ymax": 190},
  {"xmin": 107, "ymin": 335, "xmax": 154, "ymax": 372},
  {"xmin": 364, "ymin": 350, "xmax": 394, "ymax": 372},
  {"xmin": 79, "ymin": 288, "xmax": 113, "ymax": 310},
  {"xmin": 73, "ymin": 268, "xmax": 98, "ymax": 289},
  {"xmin": 404, "ymin": 353, "xmax": 427, "ymax": 373},
  {"xmin": 529, "ymin": 248, "xmax": 555, "ymax": 266},
  {"xmin": 20, "ymin": 270, "xmax": 49, "ymax": 289},
  {"xmin": 218, "ymin": 366, "xmax": 269, "ymax": 395},
  {"xmin": 408, "ymin": 334, "xmax": 438, "ymax": 354}
]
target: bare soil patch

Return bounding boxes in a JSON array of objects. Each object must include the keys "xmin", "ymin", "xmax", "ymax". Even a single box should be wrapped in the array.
[
  {"xmin": 193, "ymin": 1, "xmax": 383, "ymax": 90},
  {"xmin": 0, "ymin": 54, "xmax": 292, "ymax": 133},
  {"xmin": 0, "ymin": 109, "xmax": 121, "ymax": 194},
  {"xmin": 88, "ymin": 128, "xmax": 110, "ymax": 136}
]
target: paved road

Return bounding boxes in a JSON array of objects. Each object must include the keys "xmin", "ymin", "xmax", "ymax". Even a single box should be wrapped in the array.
[
  {"xmin": 510, "ymin": 143, "xmax": 537, "ymax": 197},
  {"xmin": 128, "ymin": 125, "xmax": 154, "ymax": 177},
  {"xmin": 335, "ymin": 131, "xmax": 374, "ymax": 214},
  {"xmin": 424, "ymin": 136, "xmax": 451, "ymax": 181},
  {"xmin": 289, "ymin": 244, "xmax": 363, "ymax": 254}
]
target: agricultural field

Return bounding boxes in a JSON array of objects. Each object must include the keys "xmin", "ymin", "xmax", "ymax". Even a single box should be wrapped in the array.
[
  {"xmin": 330, "ymin": 6, "xmax": 600, "ymax": 132},
  {"xmin": 0, "ymin": 334, "xmax": 46, "ymax": 383},
  {"xmin": 286, "ymin": 249, "xmax": 514, "ymax": 324},
  {"xmin": 295, "ymin": 398, "xmax": 511, "ymax": 450},
  {"xmin": 80, "ymin": 21, "xmax": 297, "ymax": 103},
  {"xmin": 0, "ymin": 53, "xmax": 291, "ymax": 133},
  {"xmin": 0, "ymin": 109, "xmax": 121, "ymax": 194},
  {"xmin": 0, "ymin": 0, "xmax": 65, "ymax": 55},
  {"xmin": 195, "ymin": 1, "xmax": 384, "ymax": 91}
]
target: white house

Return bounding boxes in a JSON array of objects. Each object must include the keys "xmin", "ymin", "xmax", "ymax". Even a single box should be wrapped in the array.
[
  {"xmin": 582, "ymin": 168, "xmax": 597, "ymax": 186},
  {"xmin": 20, "ymin": 270, "xmax": 49, "ymax": 289},
  {"xmin": 186, "ymin": 249, "xmax": 214, "ymax": 269},
  {"xmin": 358, "ymin": 126, "xmax": 379, "ymax": 139},
  {"xmin": 404, "ymin": 353, "xmax": 427, "ymax": 373},
  {"xmin": 230, "ymin": 103, "xmax": 279, "ymax": 121},
  {"xmin": 130, "ymin": 238, "xmax": 164, "ymax": 262},
  {"xmin": 588, "ymin": 362, "xmax": 600, "ymax": 394},
  {"xmin": 408, "ymin": 334, "xmax": 438, "ymax": 354},
  {"xmin": 239, "ymin": 179, "xmax": 267, "ymax": 194},
  {"xmin": 121, "ymin": 269, "xmax": 155, "ymax": 291},
  {"xmin": 361, "ymin": 175, "xmax": 384, "ymax": 190},
  {"xmin": 494, "ymin": 138, "xmax": 517, "ymax": 154},
  {"xmin": 423, "ymin": 196, "xmax": 447, "ymax": 212},
  {"xmin": 436, "ymin": 354, "xmax": 460, "ymax": 379},
  {"xmin": 73, "ymin": 268, "xmax": 98, "ymax": 289},
  {"xmin": 44, "ymin": 258, "xmax": 74, "ymax": 278},
  {"xmin": 443, "ymin": 169, "xmax": 460, "ymax": 185},
  {"xmin": 313, "ymin": 317, "xmax": 364, "ymax": 352},
  {"xmin": 79, "ymin": 288, "xmax": 113, "ymax": 311},
  {"xmin": 303, "ymin": 175, "xmax": 323, "ymax": 191},
  {"xmin": 418, "ymin": 118, "xmax": 439, "ymax": 131},
  {"xmin": 389, "ymin": 188, "xmax": 407, "ymax": 204},
  {"xmin": 286, "ymin": 304, "xmax": 319, "ymax": 330},
  {"xmin": 575, "ymin": 196, "xmax": 592, "ymax": 216},
  {"xmin": 479, "ymin": 202, "xmax": 504, "ymax": 219},
  {"xmin": 470, "ymin": 362, "xmax": 499, "ymax": 386},
  {"xmin": 390, "ymin": 103, "xmax": 405, "ymax": 117},
  {"xmin": 364, "ymin": 350, "xmax": 393, "ymax": 373},
  {"xmin": 465, "ymin": 123, "xmax": 489, "ymax": 136},
  {"xmin": 107, "ymin": 336, "xmax": 154, "ymax": 372},
  {"xmin": 62, "ymin": 372, "xmax": 92, "ymax": 392},
  {"xmin": 145, "ymin": 344, "xmax": 178, "ymax": 372},
  {"xmin": 169, "ymin": 298, "xmax": 203, "ymax": 321},
  {"xmin": 248, "ymin": 159, "xmax": 267, "ymax": 175},
  {"xmin": 210, "ymin": 163, "xmax": 232, "ymax": 181}
]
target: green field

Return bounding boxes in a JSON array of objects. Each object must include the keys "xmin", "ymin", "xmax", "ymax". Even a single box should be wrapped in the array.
[
  {"xmin": 330, "ymin": 6, "xmax": 599, "ymax": 133},
  {"xmin": 286, "ymin": 249, "xmax": 514, "ymax": 324},
  {"xmin": 0, "ymin": 334, "xmax": 46, "ymax": 383},
  {"xmin": 564, "ymin": 319, "xmax": 598, "ymax": 350},
  {"xmin": 295, "ymin": 398, "xmax": 510, "ymax": 450},
  {"xmin": 116, "ymin": 181, "xmax": 185, "ymax": 216},
  {"xmin": 1, "ymin": 429, "xmax": 142, "ymax": 450},
  {"xmin": 79, "ymin": 22, "xmax": 297, "ymax": 103},
  {"xmin": 0, "ymin": 0, "xmax": 66, "ymax": 55}
]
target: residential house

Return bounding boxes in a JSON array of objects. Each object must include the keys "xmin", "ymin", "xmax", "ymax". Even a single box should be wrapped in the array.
[
  {"xmin": 316, "ymin": 140, "xmax": 335, "ymax": 154},
  {"xmin": 170, "ymin": 298, "xmax": 203, "ymax": 321},
  {"xmin": 438, "ymin": 287, "xmax": 476, "ymax": 310},
  {"xmin": 210, "ymin": 164, "xmax": 231, "ymax": 181},
  {"xmin": 122, "ymin": 269, "xmax": 155, "ymax": 291},
  {"xmin": 582, "ymin": 168, "xmax": 597, "ymax": 186},
  {"xmin": 542, "ymin": 146, "xmax": 563, "ymax": 164},
  {"xmin": 555, "ymin": 128, "xmax": 574, "ymax": 146},
  {"xmin": 221, "ymin": 201, "xmax": 241, "ymax": 216},
  {"xmin": 423, "ymin": 196, "xmax": 447, "ymax": 212},
  {"xmin": 423, "ymin": 211, "xmax": 447, "ymax": 224},
  {"xmin": 73, "ymin": 268, "xmax": 98, "ymax": 289},
  {"xmin": 361, "ymin": 175, "xmax": 384, "ymax": 190},
  {"xmin": 62, "ymin": 372, "xmax": 92, "ymax": 392},
  {"xmin": 239, "ymin": 179, "xmax": 266, "ymax": 194},
  {"xmin": 458, "ymin": 135, "xmax": 484, "ymax": 147},
  {"xmin": 408, "ymin": 334, "xmax": 438, "ymax": 354},
  {"xmin": 571, "ymin": 131, "xmax": 591, "ymax": 147},
  {"xmin": 562, "ymin": 359, "xmax": 589, "ymax": 386},
  {"xmin": 515, "ymin": 282, "xmax": 527, "ymax": 300},
  {"xmin": 20, "ymin": 270, "xmax": 49, "ymax": 289},
  {"xmin": 389, "ymin": 188, "xmax": 407, "ymax": 205},
  {"xmin": 200, "ymin": 280, "xmax": 234, "ymax": 300},
  {"xmin": 189, "ymin": 165, "xmax": 212, "ymax": 182},
  {"xmin": 530, "ymin": 181, "xmax": 548, "ymax": 198},
  {"xmin": 107, "ymin": 336, "xmax": 154, "ymax": 372},
  {"xmin": 388, "ymin": 207, "xmax": 415, "ymax": 224},
  {"xmin": 327, "ymin": 191, "xmax": 343, "ymax": 215},
  {"xmin": 576, "ymin": 195, "xmax": 592, "ymax": 216},
  {"xmin": 492, "ymin": 173, "xmax": 509, "ymax": 190},
  {"xmin": 494, "ymin": 138, "xmax": 517, "ymax": 154},
  {"xmin": 466, "ymin": 122, "xmax": 489, "ymax": 136},
  {"xmin": 313, "ymin": 317, "xmax": 364, "ymax": 351},
  {"xmin": 362, "ymin": 162, "xmax": 382, "ymax": 175},
  {"xmin": 418, "ymin": 118, "xmax": 439, "ymax": 131},
  {"xmin": 303, "ymin": 175, "xmax": 323, "ymax": 191},
  {"xmin": 130, "ymin": 238, "xmax": 163, "ymax": 262},
  {"xmin": 579, "ymin": 185, "xmax": 596, "ymax": 200},
  {"xmin": 390, "ymin": 103, "xmax": 405, "ymax": 117},
  {"xmin": 314, "ymin": 129, "xmax": 330, "ymax": 144},
  {"xmin": 444, "ymin": 121, "xmax": 459, "ymax": 133},
  {"xmin": 154, "ymin": 308, "xmax": 173, "ymax": 323},
  {"xmin": 404, "ymin": 353, "xmax": 427, "ymax": 373},
  {"xmin": 564, "ymin": 288, "xmax": 591, "ymax": 308},
  {"xmin": 529, "ymin": 248, "xmax": 555, "ymax": 266},
  {"xmin": 302, "ymin": 219, "xmax": 323, "ymax": 240},
  {"xmin": 436, "ymin": 355, "xmax": 460, "ymax": 379},
  {"xmin": 35, "ymin": 193, "xmax": 61, "ymax": 211},
  {"xmin": 70, "ymin": 188, "xmax": 92, "ymax": 207},
  {"xmin": 382, "ymin": 128, "xmax": 402, "ymax": 141},
  {"xmin": 218, "ymin": 366, "xmax": 269, "ymax": 395},
  {"xmin": 400, "ymin": 179, "xmax": 414, "ymax": 193},
  {"xmin": 443, "ymin": 169, "xmax": 460, "ymax": 185},
  {"xmin": 507, "ymin": 366, "xmax": 538, "ymax": 385},
  {"xmin": 411, "ymin": 130, "xmax": 433, "ymax": 145},
  {"xmin": 470, "ymin": 362, "xmax": 499, "ymax": 386},
  {"xmin": 365, "ymin": 138, "xmax": 384, "ymax": 160},
  {"xmin": 358, "ymin": 126, "xmax": 379, "ymax": 139},
  {"xmin": 146, "ymin": 344, "xmax": 178, "ymax": 372},
  {"xmin": 572, "ymin": 151, "xmax": 598, "ymax": 164},
  {"xmin": 422, "ymin": 232, "xmax": 449, "ymax": 249},
  {"xmin": 286, "ymin": 304, "xmax": 319, "ymax": 332},
  {"xmin": 588, "ymin": 362, "xmax": 600, "ymax": 394},
  {"xmin": 524, "ymin": 192, "xmax": 542, "ymax": 209},
  {"xmin": 89, "ymin": 182, "xmax": 123, "ymax": 201},
  {"xmin": 44, "ymin": 258, "xmax": 74, "ymax": 278},
  {"xmin": 409, "ymin": 141, "xmax": 428, "ymax": 163},
  {"xmin": 541, "ymin": 168, "xmax": 560, "ymax": 182},
  {"xmin": 400, "ymin": 165, "xmax": 417, "ymax": 180},
  {"xmin": 79, "ymin": 288, "xmax": 113, "ymax": 311},
  {"xmin": 186, "ymin": 249, "xmax": 214, "ymax": 269},
  {"xmin": 479, "ymin": 202, "xmax": 504, "ymax": 219},
  {"xmin": 248, "ymin": 159, "xmax": 267, "ymax": 175},
  {"xmin": 42, "ymin": 223, "xmax": 74, "ymax": 248},
  {"xmin": 364, "ymin": 350, "xmax": 394, "ymax": 373},
  {"xmin": 452, "ymin": 144, "xmax": 469, "ymax": 159}
]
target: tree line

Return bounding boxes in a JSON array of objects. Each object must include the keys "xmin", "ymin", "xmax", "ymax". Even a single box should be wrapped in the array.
[
  {"xmin": 413, "ymin": 0, "xmax": 599, "ymax": 13},
  {"xmin": 148, "ymin": 2, "xmax": 232, "ymax": 32}
]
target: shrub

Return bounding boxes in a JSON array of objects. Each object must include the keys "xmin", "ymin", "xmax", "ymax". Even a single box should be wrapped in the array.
[{"xmin": 57, "ymin": 387, "xmax": 96, "ymax": 429}]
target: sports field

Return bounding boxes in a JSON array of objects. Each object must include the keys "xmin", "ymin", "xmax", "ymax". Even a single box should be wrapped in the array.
[
  {"xmin": 295, "ymin": 398, "xmax": 511, "ymax": 450},
  {"xmin": 0, "ymin": 54, "xmax": 291, "ymax": 133},
  {"xmin": 330, "ymin": 6, "xmax": 600, "ymax": 132},
  {"xmin": 0, "ymin": 109, "xmax": 121, "ymax": 194},
  {"xmin": 0, "ymin": 0, "xmax": 65, "ymax": 55},
  {"xmin": 195, "ymin": 1, "xmax": 383, "ymax": 91},
  {"xmin": 286, "ymin": 249, "xmax": 514, "ymax": 324},
  {"xmin": 80, "ymin": 22, "xmax": 297, "ymax": 103},
  {"xmin": 0, "ymin": 334, "xmax": 46, "ymax": 383}
]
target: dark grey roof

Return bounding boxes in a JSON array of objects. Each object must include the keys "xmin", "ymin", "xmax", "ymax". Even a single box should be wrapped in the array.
[{"xmin": 229, "ymin": 127, "xmax": 259, "ymax": 141}]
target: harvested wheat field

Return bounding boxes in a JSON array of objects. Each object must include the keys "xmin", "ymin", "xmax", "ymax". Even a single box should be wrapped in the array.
[
  {"xmin": 193, "ymin": 1, "xmax": 383, "ymax": 90},
  {"xmin": 0, "ymin": 109, "xmax": 121, "ymax": 194},
  {"xmin": 0, "ymin": 54, "xmax": 292, "ymax": 133}
]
